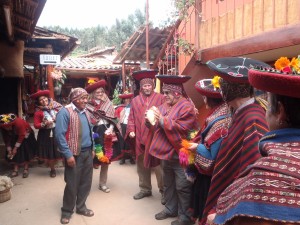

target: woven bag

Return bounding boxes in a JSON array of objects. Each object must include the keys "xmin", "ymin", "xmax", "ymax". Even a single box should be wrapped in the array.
[{"xmin": 0, "ymin": 188, "xmax": 11, "ymax": 203}]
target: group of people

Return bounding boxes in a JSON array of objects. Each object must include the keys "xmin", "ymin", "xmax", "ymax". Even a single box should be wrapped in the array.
[{"xmin": 1, "ymin": 55, "xmax": 300, "ymax": 225}]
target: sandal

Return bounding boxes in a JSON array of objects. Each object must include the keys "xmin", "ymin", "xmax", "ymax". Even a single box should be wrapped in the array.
[
  {"xmin": 99, "ymin": 185, "xmax": 110, "ymax": 193},
  {"xmin": 60, "ymin": 216, "xmax": 70, "ymax": 224},
  {"xmin": 76, "ymin": 209, "xmax": 94, "ymax": 217},
  {"xmin": 50, "ymin": 169, "xmax": 56, "ymax": 178},
  {"xmin": 10, "ymin": 170, "xmax": 18, "ymax": 178},
  {"xmin": 23, "ymin": 169, "xmax": 29, "ymax": 178}
]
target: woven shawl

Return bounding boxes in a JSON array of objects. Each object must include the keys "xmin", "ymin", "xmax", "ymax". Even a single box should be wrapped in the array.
[{"xmin": 200, "ymin": 102, "xmax": 269, "ymax": 225}]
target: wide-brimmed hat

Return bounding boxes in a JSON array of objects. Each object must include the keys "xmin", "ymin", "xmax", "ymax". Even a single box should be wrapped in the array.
[
  {"xmin": 195, "ymin": 78, "xmax": 222, "ymax": 99},
  {"xmin": 248, "ymin": 68, "xmax": 300, "ymax": 98},
  {"xmin": 85, "ymin": 80, "xmax": 106, "ymax": 93},
  {"xmin": 119, "ymin": 91, "xmax": 134, "ymax": 99},
  {"xmin": 206, "ymin": 57, "xmax": 271, "ymax": 84},
  {"xmin": 156, "ymin": 75, "xmax": 191, "ymax": 84},
  {"xmin": 30, "ymin": 90, "xmax": 50, "ymax": 99},
  {"xmin": 0, "ymin": 113, "xmax": 17, "ymax": 127},
  {"xmin": 156, "ymin": 74, "xmax": 191, "ymax": 95},
  {"xmin": 132, "ymin": 69, "xmax": 158, "ymax": 81}
]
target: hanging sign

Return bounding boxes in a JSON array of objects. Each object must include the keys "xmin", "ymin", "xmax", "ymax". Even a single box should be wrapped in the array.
[{"xmin": 39, "ymin": 54, "xmax": 61, "ymax": 65}]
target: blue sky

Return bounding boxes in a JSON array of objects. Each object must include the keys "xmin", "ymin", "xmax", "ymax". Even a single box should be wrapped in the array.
[{"xmin": 37, "ymin": 0, "xmax": 175, "ymax": 28}]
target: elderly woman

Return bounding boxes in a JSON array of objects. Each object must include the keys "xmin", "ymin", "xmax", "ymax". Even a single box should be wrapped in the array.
[
  {"xmin": 183, "ymin": 78, "xmax": 231, "ymax": 224},
  {"xmin": 85, "ymin": 80, "xmax": 121, "ymax": 193},
  {"xmin": 213, "ymin": 57, "xmax": 300, "ymax": 225},
  {"xmin": 202, "ymin": 57, "xmax": 270, "ymax": 225},
  {"xmin": 0, "ymin": 113, "xmax": 37, "ymax": 178},
  {"xmin": 31, "ymin": 90, "xmax": 63, "ymax": 178}
]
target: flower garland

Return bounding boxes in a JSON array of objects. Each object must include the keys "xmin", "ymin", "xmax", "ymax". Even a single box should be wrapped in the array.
[
  {"xmin": 94, "ymin": 133, "xmax": 113, "ymax": 163},
  {"xmin": 274, "ymin": 56, "xmax": 300, "ymax": 74},
  {"xmin": 179, "ymin": 129, "xmax": 198, "ymax": 167}
]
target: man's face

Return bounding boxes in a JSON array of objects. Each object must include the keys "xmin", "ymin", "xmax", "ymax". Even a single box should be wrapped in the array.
[
  {"xmin": 73, "ymin": 95, "xmax": 88, "ymax": 110},
  {"xmin": 141, "ymin": 84, "xmax": 153, "ymax": 96},
  {"xmin": 162, "ymin": 89, "xmax": 180, "ymax": 106}
]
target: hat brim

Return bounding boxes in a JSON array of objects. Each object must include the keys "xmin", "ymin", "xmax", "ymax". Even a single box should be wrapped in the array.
[
  {"xmin": 156, "ymin": 75, "xmax": 191, "ymax": 84},
  {"xmin": 206, "ymin": 57, "xmax": 271, "ymax": 84},
  {"xmin": 119, "ymin": 93, "xmax": 134, "ymax": 99},
  {"xmin": 132, "ymin": 70, "xmax": 158, "ymax": 81},
  {"xmin": 195, "ymin": 80, "xmax": 222, "ymax": 98},
  {"xmin": 85, "ymin": 80, "xmax": 106, "ymax": 93},
  {"xmin": 30, "ymin": 90, "xmax": 50, "ymax": 99},
  {"xmin": 248, "ymin": 69, "xmax": 300, "ymax": 98}
]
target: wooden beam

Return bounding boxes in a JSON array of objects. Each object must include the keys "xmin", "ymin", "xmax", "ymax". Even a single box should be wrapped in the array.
[
  {"xmin": 200, "ymin": 23, "xmax": 300, "ymax": 62},
  {"xmin": 14, "ymin": 13, "xmax": 32, "ymax": 24},
  {"xmin": 25, "ymin": 46, "xmax": 53, "ymax": 53},
  {"xmin": 14, "ymin": 26, "xmax": 31, "ymax": 36}
]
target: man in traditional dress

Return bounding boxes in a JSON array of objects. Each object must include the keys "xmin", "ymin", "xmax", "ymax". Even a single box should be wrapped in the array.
[
  {"xmin": 148, "ymin": 75, "xmax": 199, "ymax": 225},
  {"xmin": 55, "ymin": 88, "xmax": 95, "ymax": 224},
  {"xmin": 202, "ymin": 57, "xmax": 270, "ymax": 225},
  {"xmin": 126, "ymin": 70, "xmax": 164, "ymax": 200}
]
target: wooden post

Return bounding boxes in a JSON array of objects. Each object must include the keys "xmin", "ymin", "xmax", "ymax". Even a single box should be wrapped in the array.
[
  {"xmin": 122, "ymin": 62, "xmax": 126, "ymax": 92},
  {"xmin": 47, "ymin": 65, "xmax": 54, "ymax": 99}
]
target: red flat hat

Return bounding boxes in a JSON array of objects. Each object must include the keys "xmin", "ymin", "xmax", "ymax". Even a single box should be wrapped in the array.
[
  {"xmin": 195, "ymin": 79, "xmax": 222, "ymax": 98},
  {"xmin": 156, "ymin": 74, "xmax": 191, "ymax": 84},
  {"xmin": 248, "ymin": 68, "xmax": 300, "ymax": 98},
  {"xmin": 132, "ymin": 69, "xmax": 158, "ymax": 81},
  {"xmin": 119, "ymin": 92, "xmax": 134, "ymax": 99},
  {"xmin": 30, "ymin": 90, "xmax": 50, "ymax": 99},
  {"xmin": 85, "ymin": 80, "xmax": 106, "ymax": 93}
]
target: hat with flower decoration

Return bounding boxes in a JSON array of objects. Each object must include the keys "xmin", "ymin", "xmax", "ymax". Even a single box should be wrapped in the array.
[
  {"xmin": 119, "ymin": 91, "xmax": 134, "ymax": 99},
  {"xmin": 85, "ymin": 80, "xmax": 107, "ymax": 94},
  {"xmin": 30, "ymin": 90, "xmax": 50, "ymax": 99},
  {"xmin": 0, "ymin": 113, "xmax": 17, "ymax": 127},
  {"xmin": 195, "ymin": 76, "xmax": 222, "ymax": 99},
  {"xmin": 248, "ymin": 56, "xmax": 300, "ymax": 98},
  {"xmin": 206, "ymin": 57, "xmax": 271, "ymax": 84},
  {"xmin": 156, "ymin": 74, "xmax": 191, "ymax": 95}
]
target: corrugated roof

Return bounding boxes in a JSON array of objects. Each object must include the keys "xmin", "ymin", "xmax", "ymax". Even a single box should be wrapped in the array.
[
  {"xmin": 113, "ymin": 26, "xmax": 174, "ymax": 66},
  {"xmin": 56, "ymin": 57, "xmax": 121, "ymax": 72}
]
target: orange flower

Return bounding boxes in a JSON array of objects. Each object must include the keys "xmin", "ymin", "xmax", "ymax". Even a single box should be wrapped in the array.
[
  {"xmin": 290, "ymin": 57, "xmax": 300, "ymax": 72},
  {"xmin": 181, "ymin": 139, "xmax": 191, "ymax": 149},
  {"xmin": 274, "ymin": 57, "xmax": 290, "ymax": 70}
]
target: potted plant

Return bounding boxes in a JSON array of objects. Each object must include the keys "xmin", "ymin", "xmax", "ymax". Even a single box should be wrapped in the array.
[{"xmin": 50, "ymin": 69, "xmax": 67, "ymax": 96}]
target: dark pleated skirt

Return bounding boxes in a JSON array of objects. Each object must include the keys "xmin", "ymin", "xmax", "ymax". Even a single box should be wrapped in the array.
[
  {"xmin": 93, "ymin": 124, "xmax": 122, "ymax": 165},
  {"xmin": 190, "ymin": 173, "xmax": 212, "ymax": 220},
  {"xmin": 120, "ymin": 123, "xmax": 135, "ymax": 156},
  {"xmin": 37, "ymin": 128, "xmax": 62, "ymax": 161},
  {"xmin": 8, "ymin": 132, "xmax": 37, "ymax": 165}
]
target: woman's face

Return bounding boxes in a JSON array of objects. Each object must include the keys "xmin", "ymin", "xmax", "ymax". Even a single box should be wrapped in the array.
[
  {"xmin": 38, "ymin": 96, "xmax": 49, "ymax": 106},
  {"xmin": 93, "ymin": 88, "xmax": 105, "ymax": 100}
]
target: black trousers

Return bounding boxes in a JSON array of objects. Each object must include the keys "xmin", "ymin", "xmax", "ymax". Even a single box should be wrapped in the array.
[{"xmin": 61, "ymin": 149, "xmax": 93, "ymax": 217}]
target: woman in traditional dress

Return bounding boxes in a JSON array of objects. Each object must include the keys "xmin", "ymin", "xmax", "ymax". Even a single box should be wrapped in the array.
[
  {"xmin": 31, "ymin": 90, "xmax": 63, "ymax": 178},
  {"xmin": 213, "ymin": 58, "xmax": 300, "ymax": 225},
  {"xmin": 0, "ymin": 113, "xmax": 37, "ymax": 178},
  {"xmin": 202, "ymin": 57, "xmax": 270, "ymax": 225},
  {"xmin": 85, "ymin": 79, "xmax": 121, "ymax": 193},
  {"xmin": 118, "ymin": 91, "xmax": 135, "ymax": 165},
  {"xmin": 182, "ymin": 78, "xmax": 231, "ymax": 224}
]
